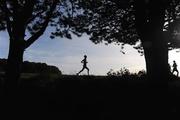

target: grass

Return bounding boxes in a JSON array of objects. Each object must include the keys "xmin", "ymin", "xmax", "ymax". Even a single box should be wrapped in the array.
[{"xmin": 0, "ymin": 74, "xmax": 180, "ymax": 116}]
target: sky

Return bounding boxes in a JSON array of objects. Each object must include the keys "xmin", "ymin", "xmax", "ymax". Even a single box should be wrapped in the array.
[{"xmin": 0, "ymin": 30, "xmax": 180, "ymax": 75}]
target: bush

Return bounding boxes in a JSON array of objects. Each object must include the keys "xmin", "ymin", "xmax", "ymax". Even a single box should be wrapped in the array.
[
  {"xmin": 137, "ymin": 70, "xmax": 146, "ymax": 77},
  {"xmin": 107, "ymin": 68, "xmax": 147, "ymax": 77},
  {"xmin": 107, "ymin": 67, "xmax": 130, "ymax": 76}
]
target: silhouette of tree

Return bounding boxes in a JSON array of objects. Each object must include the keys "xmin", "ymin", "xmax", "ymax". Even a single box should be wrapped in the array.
[
  {"xmin": 0, "ymin": 59, "xmax": 61, "ymax": 74},
  {"xmin": 0, "ymin": 0, "xmax": 84, "ymax": 93},
  {"xmin": 107, "ymin": 68, "xmax": 130, "ymax": 76},
  {"xmin": 72, "ymin": 0, "xmax": 180, "ymax": 84}
]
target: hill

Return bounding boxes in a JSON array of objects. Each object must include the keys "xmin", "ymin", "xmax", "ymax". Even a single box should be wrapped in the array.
[
  {"xmin": 0, "ymin": 58, "xmax": 61, "ymax": 74},
  {"xmin": 0, "ymin": 74, "xmax": 179, "ymax": 115}
]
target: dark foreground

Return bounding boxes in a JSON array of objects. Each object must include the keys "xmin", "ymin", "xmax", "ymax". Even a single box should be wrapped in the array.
[{"xmin": 0, "ymin": 74, "xmax": 180, "ymax": 117}]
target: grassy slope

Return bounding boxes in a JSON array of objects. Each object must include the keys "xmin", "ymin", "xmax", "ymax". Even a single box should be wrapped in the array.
[{"xmin": 0, "ymin": 74, "xmax": 180, "ymax": 116}]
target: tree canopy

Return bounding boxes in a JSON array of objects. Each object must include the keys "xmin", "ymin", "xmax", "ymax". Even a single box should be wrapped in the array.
[
  {"xmin": 0, "ymin": 0, "xmax": 84, "ymax": 48},
  {"xmin": 71, "ymin": 0, "xmax": 180, "ymax": 52}
]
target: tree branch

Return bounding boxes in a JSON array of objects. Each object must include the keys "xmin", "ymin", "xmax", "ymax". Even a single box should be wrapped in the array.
[
  {"xmin": 22, "ymin": 0, "xmax": 36, "ymax": 25},
  {"xmin": 25, "ymin": 0, "xmax": 58, "ymax": 49}
]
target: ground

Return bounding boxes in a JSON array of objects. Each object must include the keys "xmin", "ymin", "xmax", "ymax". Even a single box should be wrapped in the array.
[{"xmin": 0, "ymin": 74, "xmax": 179, "ymax": 117}]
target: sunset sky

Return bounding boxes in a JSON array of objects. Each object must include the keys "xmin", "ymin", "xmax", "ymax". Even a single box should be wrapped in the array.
[{"xmin": 0, "ymin": 31, "xmax": 180, "ymax": 75}]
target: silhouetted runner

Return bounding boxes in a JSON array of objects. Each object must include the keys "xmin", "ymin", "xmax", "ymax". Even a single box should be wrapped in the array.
[
  {"xmin": 172, "ymin": 60, "xmax": 179, "ymax": 76},
  {"xmin": 77, "ymin": 55, "xmax": 89, "ymax": 75}
]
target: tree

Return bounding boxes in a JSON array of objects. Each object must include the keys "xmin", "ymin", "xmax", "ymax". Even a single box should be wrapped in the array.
[
  {"xmin": 0, "ymin": 0, "xmax": 81, "ymax": 93},
  {"xmin": 73, "ymin": 0, "xmax": 180, "ymax": 84}
]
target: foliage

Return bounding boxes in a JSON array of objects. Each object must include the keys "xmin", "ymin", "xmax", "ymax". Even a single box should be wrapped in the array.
[
  {"xmin": 107, "ymin": 68, "xmax": 147, "ymax": 77},
  {"xmin": 0, "ymin": 58, "xmax": 61, "ymax": 74},
  {"xmin": 71, "ymin": 0, "xmax": 180, "ymax": 52},
  {"xmin": 0, "ymin": 0, "xmax": 85, "ymax": 49},
  {"xmin": 137, "ymin": 69, "xmax": 146, "ymax": 77},
  {"xmin": 107, "ymin": 68, "xmax": 131, "ymax": 76},
  {"xmin": 74, "ymin": 0, "xmax": 138, "ymax": 47}
]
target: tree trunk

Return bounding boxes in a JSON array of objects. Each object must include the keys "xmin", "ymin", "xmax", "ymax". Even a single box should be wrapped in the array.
[
  {"xmin": 135, "ymin": 0, "xmax": 169, "ymax": 84},
  {"xmin": 134, "ymin": 0, "xmax": 169, "ymax": 112},
  {"xmin": 142, "ymin": 31, "xmax": 168, "ymax": 112},
  {"xmin": 4, "ymin": 39, "xmax": 25, "ymax": 95},
  {"xmin": 143, "ymin": 32, "xmax": 168, "ymax": 86}
]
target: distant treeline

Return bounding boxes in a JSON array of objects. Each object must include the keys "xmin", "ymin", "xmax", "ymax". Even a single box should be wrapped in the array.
[{"xmin": 0, "ymin": 58, "xmax": 61, "ymax": 74}]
